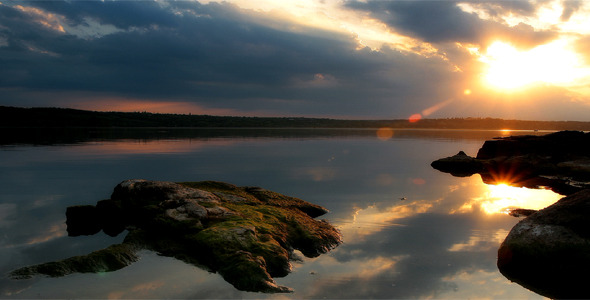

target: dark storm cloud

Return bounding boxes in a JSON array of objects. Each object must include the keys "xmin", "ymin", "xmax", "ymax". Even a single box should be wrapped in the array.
[
  {"xmin": 0, "ymin": 0, "xmax": 462, "ymax": 117},
  {"xmin": 29, "ymin": 0, "xmax": 180, "ymax": 29},
  {"xmin": 462, "ymin": 0, "xmax": 537, "ymax": 18},
  {"xmin": 345, "ymin": 0, "xmax": 556, "ymax": 49}
]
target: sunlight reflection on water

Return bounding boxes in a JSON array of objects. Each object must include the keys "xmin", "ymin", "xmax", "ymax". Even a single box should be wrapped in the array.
[{"xmin": 475, "ymin": 182, "xmax": 562, "ymax": 215}]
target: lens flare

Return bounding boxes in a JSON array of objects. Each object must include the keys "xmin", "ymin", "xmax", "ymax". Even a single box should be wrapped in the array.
[
  {"xmin": 411, "ymin": 178, "xmax": 426, "ymax": 185},
  {"xmin": 376, "ymin": 127, "xmax": 394, "ymax": 140},
  {"xmin": 408, "ymin": 113, "xmax": 422, "ymax": 123}
]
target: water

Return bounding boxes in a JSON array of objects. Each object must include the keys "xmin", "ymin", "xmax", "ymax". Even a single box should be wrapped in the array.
[{"xmin": 0, "ymin": 128, "xmax": 559, "ymax": 299}]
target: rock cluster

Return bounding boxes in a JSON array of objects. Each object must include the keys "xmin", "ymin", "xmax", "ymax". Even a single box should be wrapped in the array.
[
  {"xmin": 11, "ymin": 179, "xmax": 342, "ymax": 293},
  {"xmin": 431, "ymin": 131, "xmax": 590, "ymax": 194}
]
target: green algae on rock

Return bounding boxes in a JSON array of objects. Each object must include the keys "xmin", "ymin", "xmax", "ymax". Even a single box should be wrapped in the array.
[{"xmin": 10, "ymin": 179, "xmax": 342, "ymax": 293}]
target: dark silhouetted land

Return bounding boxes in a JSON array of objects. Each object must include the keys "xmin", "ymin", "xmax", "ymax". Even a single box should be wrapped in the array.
[{"xmin": 2, "ymin": 105, "xmax": 590, "ymax": 130}]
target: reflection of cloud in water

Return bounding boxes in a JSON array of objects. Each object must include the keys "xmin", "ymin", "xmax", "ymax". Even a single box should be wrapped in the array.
[
  {"xmin": 0, "ymin": 204, "xmax": 16, "ymax": 228},
  {"xmin": 448, "ymin": 229, "xmax": 510, "ymax": 252},
  {"xmin": 337, "ymin": 202, "xmax": 432, "ymax": 241},
  {"xmin": 2, "ymin": 222, "xmax": 67, "ymax": 249},
  {"xmin": 24, "ymin": 224, "xmax": 67, "ymax": 246},
  {"xmin": 439, "ymin": 269, "xmax": 522, "ymax": 299},
  {"xmin": 31, "ymin": 195, "xmax": 64, "ymax": 209},
  {"xmin": 308, "ymin": 211, "xmax": 512, "ymax": 298},
  {"xmin": 298, "ymin": 178, "xmax": 533, "ymax": 299},
  {"xmin": 293, "ymin": 254, "xmax": 408, "ymax": 298}
]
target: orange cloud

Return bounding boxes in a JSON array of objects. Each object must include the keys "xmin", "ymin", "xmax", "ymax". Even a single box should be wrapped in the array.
[{"xmin": 13, "ymin": 5, "xmax": 66, "ymax": 33}]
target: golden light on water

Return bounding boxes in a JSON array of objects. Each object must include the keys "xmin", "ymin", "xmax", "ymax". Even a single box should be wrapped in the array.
[{"xmin": 477, "ymin": 183, "xmax": 562, "ymax": 215}]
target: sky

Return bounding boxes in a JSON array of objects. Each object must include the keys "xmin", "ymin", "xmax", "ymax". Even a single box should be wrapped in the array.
[{"xmin": 2, "ymin": 0, "xmax": 590, "ymax": 121}]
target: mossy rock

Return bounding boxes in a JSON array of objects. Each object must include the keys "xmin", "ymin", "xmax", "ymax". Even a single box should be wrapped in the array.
[{"xmin": 10, "ymin": 179, "xmax": 342, "ymax": 293}]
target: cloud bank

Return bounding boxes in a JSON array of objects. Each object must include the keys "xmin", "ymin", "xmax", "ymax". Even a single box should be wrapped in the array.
[{"xmin": 1, "ymin": 0, "xmax": 590, "ymax": 120}]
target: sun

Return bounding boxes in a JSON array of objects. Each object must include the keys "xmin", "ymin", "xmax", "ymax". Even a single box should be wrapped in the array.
[{"xmin": 481, "ymin": 40, "xmax": 586, "ymax": 90}]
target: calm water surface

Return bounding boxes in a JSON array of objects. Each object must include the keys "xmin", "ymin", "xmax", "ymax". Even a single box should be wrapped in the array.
[{"xmin": 0, "ymin": 129, "xmax": 559, "ymax": 299}]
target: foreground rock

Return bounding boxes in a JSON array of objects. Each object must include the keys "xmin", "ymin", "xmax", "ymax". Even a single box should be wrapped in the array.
[
  {"xmin": 497, "ymin": 189, "xmax": 590, "ymax": 299},
  {"xmin": 10, "ymin": 180, "xmax": 342, "ymax": 293},
  {"xmin": 431, "ymin": 131, "xmax": 590, "ymax": 195}
]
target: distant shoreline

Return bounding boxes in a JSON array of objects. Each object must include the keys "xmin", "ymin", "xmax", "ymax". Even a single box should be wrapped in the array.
[{"xmin": 2, "ymin": 105, "xmax": 590, "ymax": 131}]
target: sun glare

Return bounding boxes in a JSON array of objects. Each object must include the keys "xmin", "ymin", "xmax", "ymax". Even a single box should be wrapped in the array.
[{"xmin": 481, "ymin": 40, "xmax": 587, "ymax": 90}]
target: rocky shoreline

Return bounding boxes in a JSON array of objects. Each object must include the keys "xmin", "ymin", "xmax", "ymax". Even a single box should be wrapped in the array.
[
  {"xmin": 497, "ymin": 189, "xmax": 590, "ymax": 299},
  {"xmin": 432, "ymin": 130, "xmax": 590, "ymax": 298},
  {"xmin": 431, "ymin": 130, "xmax": 590, "ymax": 195},
  {"xmin": 10, "ymin": 179, "xmax": 342, "ymax": 293}
]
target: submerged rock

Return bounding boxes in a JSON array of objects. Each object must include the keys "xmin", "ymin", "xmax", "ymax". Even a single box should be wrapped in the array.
[
  {"xmin": 497, "ymin": 189, "xmax": 590, "ymax": 299},
  {"xmin": 10, "ymin": 179, "xmax": 342, "ymax": 293}
]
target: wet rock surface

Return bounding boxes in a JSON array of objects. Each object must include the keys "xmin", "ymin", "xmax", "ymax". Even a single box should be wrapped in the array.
[
  {"xmin": 497, "ymin": 189, "xmax": 590, "ymax": 299},
  {"xmin": 10, "ymin": 179, "xmax": 342, "ymax": 293}
]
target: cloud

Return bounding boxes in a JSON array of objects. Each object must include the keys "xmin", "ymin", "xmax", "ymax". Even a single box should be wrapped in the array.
[
  {"xmin": 460, "ymin": 0, "xmax": 538, "ymax": 19},
  {"xmin": 28, "ymin": 0, "xmax": 180, "ymax": 30},
  {"xmin": 575, "ymin": 35, "xmax": 590, "ymax": 65},
  {"xmin": 560, "ymin": 0, "xmax": 583, "ymax": 21},
  {"xmin": 345, "ymin": 0, "xmax": 556, "ymax": 50},
  {"xmin": 0, "ymin": 1, "xmax": 466, "ymax": 118}
]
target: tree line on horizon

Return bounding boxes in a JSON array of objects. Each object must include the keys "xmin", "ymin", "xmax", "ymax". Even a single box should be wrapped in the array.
[{"xmin": 1, "ymin": 105, "xmax": 590, "ymax": 131}]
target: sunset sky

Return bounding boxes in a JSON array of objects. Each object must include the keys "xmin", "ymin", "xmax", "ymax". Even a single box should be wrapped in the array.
[{"xmin": 2, "ymin": 0, "xmax": 590, "ymax": 120}]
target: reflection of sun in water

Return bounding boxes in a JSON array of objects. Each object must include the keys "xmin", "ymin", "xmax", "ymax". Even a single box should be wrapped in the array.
[
  {"xmin": 479, "ymin": 183, "xmax": 562, "ymax": 215},
  {"xmin": 481, "ymin": 40, "xmax": 589, "ymax": 90}
]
